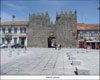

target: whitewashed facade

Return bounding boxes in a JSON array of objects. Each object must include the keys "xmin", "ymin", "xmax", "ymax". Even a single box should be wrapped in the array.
[
  {"xmin": 77, "ymin": 23, "xmax": 100, "ymax": 49},
  {"xmin": 0, "ymin": 25, "xmax": 28, "ymax": 46}
]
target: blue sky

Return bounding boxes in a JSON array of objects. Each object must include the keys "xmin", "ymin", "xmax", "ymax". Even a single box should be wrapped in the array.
[{"xmin": 1, "ymin": 0, "xmax": 99, "ymax": 24}]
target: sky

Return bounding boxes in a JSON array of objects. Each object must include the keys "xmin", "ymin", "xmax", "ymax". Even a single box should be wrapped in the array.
[{"xmin": 0, "ymin": 0, "xmax": 99, "ymax": 24}]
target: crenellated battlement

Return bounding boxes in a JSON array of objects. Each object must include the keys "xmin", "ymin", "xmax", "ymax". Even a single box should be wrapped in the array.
[
  {"xmin": 56, "ymin": 10, "xmax": 77, "ymax": 23},
  {"xmin": 56, "ymin": 10, "xmax": 77, "ymax": 17},
  {"xmin": 29, "ymin": 10, "xmax": 77, "ymax": 24},
  {"xmin": 29, "ymin": 11, "xmax": 50, "ymax": 22},
  {"xmin": 29, "ymin": 11, "xmax": 49, "ymax": 18}
]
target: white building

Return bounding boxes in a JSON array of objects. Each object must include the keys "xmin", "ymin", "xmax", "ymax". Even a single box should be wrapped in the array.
[
  {"xmin": 77, "ymin": 23, "xmax": 100, "ymax": 49},
  {"xmin": 0, "ymin": 16, "xmax": 29, "ymax": 46}
]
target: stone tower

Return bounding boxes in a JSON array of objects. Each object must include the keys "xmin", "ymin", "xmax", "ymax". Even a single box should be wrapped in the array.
[
  {"xmin": 28, "ymin": 10, "xmax": 78, "ymax": 48},
  {"xmin": 28, "ymin": 12, "xmax": 55, "ymax": 47},
  {"xmin": 55, "ymin": 10, "xmax": 78, "ymax": 47}
]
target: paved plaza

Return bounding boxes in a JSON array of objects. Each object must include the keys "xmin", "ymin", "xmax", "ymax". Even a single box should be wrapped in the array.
[{"xmin": 1, "ymin": 48, "xmax": 99, "ymax": 75}]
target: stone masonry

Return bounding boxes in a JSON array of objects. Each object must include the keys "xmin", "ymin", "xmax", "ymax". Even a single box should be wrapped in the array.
[{"xmin": 28, "ymin": 10, "xmax": 78, "ymax": 48}]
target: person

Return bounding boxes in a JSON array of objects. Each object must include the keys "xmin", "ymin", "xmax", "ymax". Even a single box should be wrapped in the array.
[
  {"xmin": 51, "ymin": 42, "xmax": 54, "ymax": 48},
  {"xmin": 60, "ymin": 44, "xmax": 61, "ymax": 50},
  {"xmin": 54, "ymin": 42, "xmax": 56, "ymax": 48},
  {"xmin": 57, "ymin": 43, "xmax": 60, "ymax": 50},
  {"xmin": 55, "ymin": 43, "xmax": 57, "ymax": 50},
  {"xmin": 24, "ymin": 42, "xmax": 27, "ymax": 50}
]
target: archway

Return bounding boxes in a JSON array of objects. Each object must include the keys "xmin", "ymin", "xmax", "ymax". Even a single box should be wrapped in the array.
[
  {"xmin": 48, "ymin": 32, "xmax": 56, "ymax": 48},
  {"xmin": 48, "ymin": 37, "xmax": 56, "ymax": 48}
]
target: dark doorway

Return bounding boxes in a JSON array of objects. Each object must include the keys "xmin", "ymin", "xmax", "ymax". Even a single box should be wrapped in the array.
[
  {"xmin": 91, "ymin": 42, "xmax": 95, "ymax": 49},
  {"xmin": 48, "ymin": 37, "xmax": 56, "ymax": 48},
  {"xmin": 86, "ymin": 42, "xmax": 90, "ymax": 46},
  {"xmin": 20, "ymin": 37, "xmax": 26, "ymax": 46}
]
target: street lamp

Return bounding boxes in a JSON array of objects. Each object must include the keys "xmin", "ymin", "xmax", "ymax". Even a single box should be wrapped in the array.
[{"xmin": 97, "ymin": 4, "xmax": 100, "ymax": 49}]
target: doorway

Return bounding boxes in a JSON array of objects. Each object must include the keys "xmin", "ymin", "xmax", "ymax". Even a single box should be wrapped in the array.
[
  {"xmin": 79, "ymin": 41, "xmax": 84, "ymax": 48},
  {"xmin": 19, "ymin": 37, "xmax": 26, "ymax": 46},
  {"xmin": 48, "ymin": 37, "xmax": 56, "ymax": 48},
  {"xmin": 91, "ymin": 42, "xmax": 95, "ymax": 49}
]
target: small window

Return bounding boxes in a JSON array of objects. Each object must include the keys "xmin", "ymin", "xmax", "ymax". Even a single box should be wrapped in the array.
[
  {"xmin": 98, "ymin": 31, "xmax": 100, "ymax": 36},
  {"xmin": 8, "ymin": 27, "xmax": 12, "ymax": 33},
  {"xmin": 2, "ymin": 28, "xmax": 5, "ymax": 33},
  {"xmin": 86, "ymin": 32, "xmax": 90, "ymax": 36},
  {"xmin": 80, "ymin": 32, "xmax": 83, "ymax": 38},
  {"xmin": 2, "ymin": 38, "xmax": 5, "ymax": 44},
  {"xmin": 14, "ymin": 27, "xmax": 17, "ymax": 33},
  {"xmin": 91, "ymin": 32, "xmax": 95, "ymax": 37},
  {"xmin": 20, "ymin": 27, "xmax": 23, "ymax": 33},
  {"xmin": 24, "ymin": 28, "xmax": 26, "ymax": 33}
]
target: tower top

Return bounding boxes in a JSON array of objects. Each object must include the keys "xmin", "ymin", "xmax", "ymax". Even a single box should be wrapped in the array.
[
  {"xmin": 74, "ymin": 9, "xmax": 77, "ymax": 14},
  {"xmin": 60, "ymin": 11, "xmax": 63, "ymax": 15},
  {"xmin": 41, "ymin": 12, "xmax": 44, "ymax": 16},
  {"xmin": 69, "ymin": 10, "xmax": 72, "ymax": 15},
  {"xmin": 37, "ymin": 12, "xmax": 40, "ymax": 16},
  {"xmin": 46, "ymin": 11, "xmax": 49, "ymax": 16},
  {"xmin": 65, "ymin": 11, "xmax": 67, "ymax": 15},
  {"xmin": 33, "ymin": 13, "xmax": 35, "ymax": 16}
]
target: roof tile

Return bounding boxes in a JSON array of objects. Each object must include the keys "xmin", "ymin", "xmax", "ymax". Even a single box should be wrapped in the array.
[
  {"xmin": 0, "ymin": 21, "xmax": 29, "ymax": 26},
  {"xmin": 0, "ymin": 21, "xmax": 99, "ymax": 30}
]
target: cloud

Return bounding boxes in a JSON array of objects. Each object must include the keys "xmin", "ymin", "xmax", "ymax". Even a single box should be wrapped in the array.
[
  {"xmin": 0, "ymin": 12, "xmax": 23, "ymax": 22},
  {"xmin": 0, "ymin": 12, "xmax": 12, "ymax": 22},
  {"xmin": 4, "ymin": 2, "xmax": 28, "ymax": 11}
]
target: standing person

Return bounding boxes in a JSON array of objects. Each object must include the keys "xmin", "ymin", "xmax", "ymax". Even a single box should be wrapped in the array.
[
  {"xmin": 54, "ymin": 42, "xmax": 57, "ymax": 49},
  {"xmin": 55, "ymin": 43, "xmax": 58, "ymax": 50},
  {"xmin": 57, "ymin": 43, "xmax": 60, "ymax": 50},
  {"xmin": 60, "ymin": 44, "xmax": 61, "ymax": 50}
]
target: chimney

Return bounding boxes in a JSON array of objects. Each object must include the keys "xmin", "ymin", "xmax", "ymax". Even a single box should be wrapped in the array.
[{"xmin": 12, "ymin": 15, "xmax": 15, "ymax": 24}]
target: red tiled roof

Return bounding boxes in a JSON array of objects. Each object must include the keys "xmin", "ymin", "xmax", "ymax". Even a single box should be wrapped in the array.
[
  {"xmin": 0, "ymin": 21, "xmax": 29, "ymax": 26},
  {"xmin": 77, "ymin": 23, "xmax": 100, "ymax": 30},
  {"xmin": 0, "ymin": 21, "xmax": 99, "ymax": 30}
]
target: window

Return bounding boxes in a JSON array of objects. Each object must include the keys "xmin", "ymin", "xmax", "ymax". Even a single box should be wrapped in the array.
[
  {"xmin": 14, "ymin": 27, "xmax": 17, "ymax": 33},
  {"xmin": 80, "ymin": 32, "xmax": 83, "ymax": 38},
  {"xmin": 24, "ymin": 28, "xmax": 26, "ymax": 33},
  {"xmin": 2, "ymin": 28, "xmax": 5, "ymax": 33},
  {"xmin": 0, "ymin": 27, "xmax": 1, "ymax": 31},
  {"xmin": 20, "ymin": 27, "xmax": 23, "ymax": 33},
  {"xmin": 8, "ymin": 27, "xmax": 12, "ymax": 33},
  {"xmin": 91, "ymin": 32, "xmax": 95, "ymax": 37},
  {"xmin": 14, "ymin": 38, "xmax": 17, "ymax": 44},
  {"xmin": 86, "ymin": 32, "xmax": 90, "ymax": 37},
  {"xmin": 20, "ymin": 27, "xmax": 27, "ymax": 33},
  {"xmin": 2, "ymin": 38, "xmax": 5, "ymax": 44},
  {"xmin": 98, "ymin": 31, "xmax": 100, "ymax": 36}
]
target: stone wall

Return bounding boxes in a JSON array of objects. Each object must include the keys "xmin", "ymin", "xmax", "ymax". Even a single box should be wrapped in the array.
[{"xmin": 28, "ymin": 10, "xmax": 78, "ymax": 48}]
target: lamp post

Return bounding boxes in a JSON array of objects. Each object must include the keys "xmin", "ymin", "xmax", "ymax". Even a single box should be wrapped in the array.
[
  {"xmin": 97, "ymin": 4, "xmax": 100, "ymax": 49},
  {"xmin": 97, "ymin": 5, "xmax": 100, "ymax": 27}
]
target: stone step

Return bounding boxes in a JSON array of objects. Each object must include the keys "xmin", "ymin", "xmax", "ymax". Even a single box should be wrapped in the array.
[
  {"xmin": 66, "ymin": 53, "xmax": 73, "ymax": 57},
  {"xmin": 71, "ymin": 60, "xmax": 81, "ymax": 65},
  {"xmin": 75, "ymin": 66, "xmax": 90, "ymax": 75},
  {"xmin": 69, "ymin": 56, "xmax": 76, "ymax": 60}
]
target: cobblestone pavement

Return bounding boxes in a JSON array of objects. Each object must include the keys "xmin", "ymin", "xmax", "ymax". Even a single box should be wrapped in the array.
[{"xmin": 1, "ymin": 48, "xmax": 99, "ymax": 75}]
